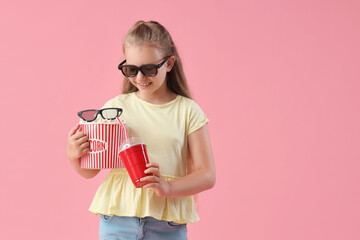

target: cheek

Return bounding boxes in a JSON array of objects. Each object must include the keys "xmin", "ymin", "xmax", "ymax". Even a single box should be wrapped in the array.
[
  {"xmin": 157, "ymin": 69, "xmax": 168, "ymax": 82},
  {"xmin": 129, "ymin": 78, "xmax": 137, "ymax": 86},
  {"xmin": 148, "ymin": 73, "xmax": 166, "ymax": 84}
]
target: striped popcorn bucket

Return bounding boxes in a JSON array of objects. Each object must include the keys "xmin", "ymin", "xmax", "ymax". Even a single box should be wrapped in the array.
[{"xmin": 79, "ymin": 121, "xmax": 127, "ymax": 169}]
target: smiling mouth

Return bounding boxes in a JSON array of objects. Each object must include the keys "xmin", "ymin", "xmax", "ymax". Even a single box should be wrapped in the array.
[{"xmin": 138, "ymin": 82, "xmax": 151, "ymax": 87}]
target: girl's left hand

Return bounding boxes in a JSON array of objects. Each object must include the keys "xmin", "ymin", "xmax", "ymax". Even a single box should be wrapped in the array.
[{"xmin": 141, "ymin": 162, "xmax": 170, "ymax": 197}]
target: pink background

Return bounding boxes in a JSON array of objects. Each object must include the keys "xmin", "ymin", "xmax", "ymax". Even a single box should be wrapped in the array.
[{"xmin": 1, "ymin": 0, "xmax": 359, "ymax": 239}]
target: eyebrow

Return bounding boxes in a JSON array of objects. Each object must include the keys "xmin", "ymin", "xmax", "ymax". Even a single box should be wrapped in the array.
[{"xmin": 121, "ymin": 58, "xmax": 165, "ymax": 66}]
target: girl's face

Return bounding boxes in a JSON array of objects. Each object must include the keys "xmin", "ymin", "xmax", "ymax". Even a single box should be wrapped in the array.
[{"xmin": 124, "ymin": 45, "xmax": 173, "ymax": 101}]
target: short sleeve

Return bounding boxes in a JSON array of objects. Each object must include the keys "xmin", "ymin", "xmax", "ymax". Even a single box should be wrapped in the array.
[
  {"xmin": 101, "ymin": 98, "xmax": 118, "ymax": 109},
  {"xmin": 187, "ymin": 100, "xmax": 209, "ymax": 135}
]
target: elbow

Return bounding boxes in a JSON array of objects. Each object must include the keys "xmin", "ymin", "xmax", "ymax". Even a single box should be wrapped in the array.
[
  {"xmin": 206, "ymin": 169, "xmax": 216, "ymax": 190},
  {"xmin": 80, "ymin": 169, "xmax": 101, "ymax": 179},
  {"xmin": 82, "ymin": 174, "xmax": 96, "ymax": 179},
  {"xmin": 210, "ymin": 173, "xmax": 216, "ymax": 189}
]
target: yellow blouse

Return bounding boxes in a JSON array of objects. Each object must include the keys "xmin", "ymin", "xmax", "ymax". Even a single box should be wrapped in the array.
[{"xmin": 89, "ymin": 92, "xmax": 209, "ymax": 223}]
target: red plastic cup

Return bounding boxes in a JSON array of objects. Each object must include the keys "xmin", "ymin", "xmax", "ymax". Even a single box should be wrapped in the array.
[{"xmin": 119, "ymin": 143, "xmax": 151, "ymax": 188}]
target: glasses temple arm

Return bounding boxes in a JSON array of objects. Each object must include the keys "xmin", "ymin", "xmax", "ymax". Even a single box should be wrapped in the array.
[{"xmin": 118, "ymin": 60, "xmax": 126, "ymax": 69}]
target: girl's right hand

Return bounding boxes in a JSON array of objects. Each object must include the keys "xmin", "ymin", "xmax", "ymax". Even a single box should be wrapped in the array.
[{"xmin": 67, "ymin": 124, "xmax": 89, "ymax": 162}]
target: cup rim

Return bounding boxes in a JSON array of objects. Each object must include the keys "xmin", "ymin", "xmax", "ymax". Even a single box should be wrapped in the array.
[{"xmin": 119, "ymin": 143, "xmax": 146, "ymax": 152}]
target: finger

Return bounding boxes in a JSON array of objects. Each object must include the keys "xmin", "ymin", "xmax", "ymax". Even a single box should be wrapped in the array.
[
  {"xmin": 80, "ymin": 141, "xmax": 89, "ymax": 150},
  {"xmin": 141, "ymin": 175, "xmax": 159, "ymax": 183},
  {"xmin": 142, "ymin": 183, "xmax": 158, "ymax": 189},
  {"xmin": 80, "ymin": 143, "xmax": 90, "ymax": 152},
  {"xmin": 72, "ymin": 131, "xmax": 86, "ymax": 141},
  {"xmin": 81, "ymin": 147, "xmax": 89, "ymax": 154},
  {"xmin": 145, "ymin": 167, "xmax": 160, "ymax": 176},
  {"xmin": 76, "ymin": 135, "xmax": 89, "ymax": 145},
  {"xmin": 68, "ymin": 124, "xmax": 80, "ymax": 137},
  {"xmin": 146, "ymin": 162, "xmax": 159, "ymax": 168}
]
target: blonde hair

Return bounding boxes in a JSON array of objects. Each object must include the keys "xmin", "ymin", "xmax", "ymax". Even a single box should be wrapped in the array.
[{"xmin": 121, "ymin": 20, "xmax": 192, "ymax": 99}]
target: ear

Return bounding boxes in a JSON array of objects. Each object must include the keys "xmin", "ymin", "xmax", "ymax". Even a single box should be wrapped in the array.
[{"xmin": 166, "ymin": 56, "xmax": 176, "ymax": 72}]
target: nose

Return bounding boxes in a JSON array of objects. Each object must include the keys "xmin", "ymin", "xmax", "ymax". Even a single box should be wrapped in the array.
[{"xmin": 135, "ymin": 70, "xmax": 146, "ymax": 81}]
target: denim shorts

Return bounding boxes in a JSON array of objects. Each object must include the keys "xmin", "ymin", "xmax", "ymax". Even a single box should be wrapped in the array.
[{"xmin": 99, "ymin": 215, "xmax": 187, "ymax": 240}]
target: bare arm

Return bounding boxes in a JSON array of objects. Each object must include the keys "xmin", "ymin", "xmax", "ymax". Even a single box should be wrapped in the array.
[
  {"xmin": 67, "ymin": 124, "xmax": 101, "ymax": 179},
  {"xmin": 142, "ymin": 125, "xmax": 216, "ymax": 197}
]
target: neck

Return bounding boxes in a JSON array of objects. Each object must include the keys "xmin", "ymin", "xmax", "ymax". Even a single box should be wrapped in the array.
[{"xmin": 135, "ymin": 90, "xmax": 177, "ymax": 105}]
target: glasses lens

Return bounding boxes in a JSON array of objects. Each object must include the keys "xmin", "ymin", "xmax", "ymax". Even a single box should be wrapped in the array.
[
  {"xmin": 122, "ymin": 66, "xmax": 137, "ymax": 77},
  {"xmin": 102, "ymin": 109, "xmax": 119, "ymax": 120},
  {"xmin": 141, "ymin": 65, "xmax": 157, "ymax": 76},
  {"xmin": 81, "ymin": 110, "xmax": 97, "ymax": 121}
]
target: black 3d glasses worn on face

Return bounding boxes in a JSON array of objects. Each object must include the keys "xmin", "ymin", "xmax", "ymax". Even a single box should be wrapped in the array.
[
  {"xmin": 118, "ymin": 56, "xmax": 171, "ymax": 77},
  {"xmin": 77, "ymin": 108, "xmax": 123, "ymax": 122}
]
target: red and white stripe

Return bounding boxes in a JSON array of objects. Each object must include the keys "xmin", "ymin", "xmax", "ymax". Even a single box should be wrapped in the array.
[{"xmin": 79, "ymin": 122, "xmax": 126, "ymax": 169}]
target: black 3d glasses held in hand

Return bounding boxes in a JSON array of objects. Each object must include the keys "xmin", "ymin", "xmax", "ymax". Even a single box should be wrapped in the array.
[
  {"xmin": 77, "ymin": 108, "xmax": 123, "ymax": 122},
  {"xmin": 118, "ymin": 56, "xmax": 171, "ymax": 77}
]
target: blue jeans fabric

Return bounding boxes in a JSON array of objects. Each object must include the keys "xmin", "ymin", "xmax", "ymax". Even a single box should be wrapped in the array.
[{"xmin": 99, "ymin": 215, "xmax": 187, "ymax": 240}]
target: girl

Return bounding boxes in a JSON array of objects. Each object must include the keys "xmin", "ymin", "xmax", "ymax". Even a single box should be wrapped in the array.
[{"xmin": 67, "ymin": 20, "xmax": 216, "ymax": 240}]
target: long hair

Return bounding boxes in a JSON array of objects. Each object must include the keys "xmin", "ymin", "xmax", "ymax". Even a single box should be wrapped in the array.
[{"xmin": 121, "ymin": 20, "xmax": 192, "ymax": 99}]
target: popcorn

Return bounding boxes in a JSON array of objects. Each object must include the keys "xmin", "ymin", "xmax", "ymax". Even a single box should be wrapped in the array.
[{"xmin": 79, "ymin": 120, "xmax": 127, "ymax": 169}]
